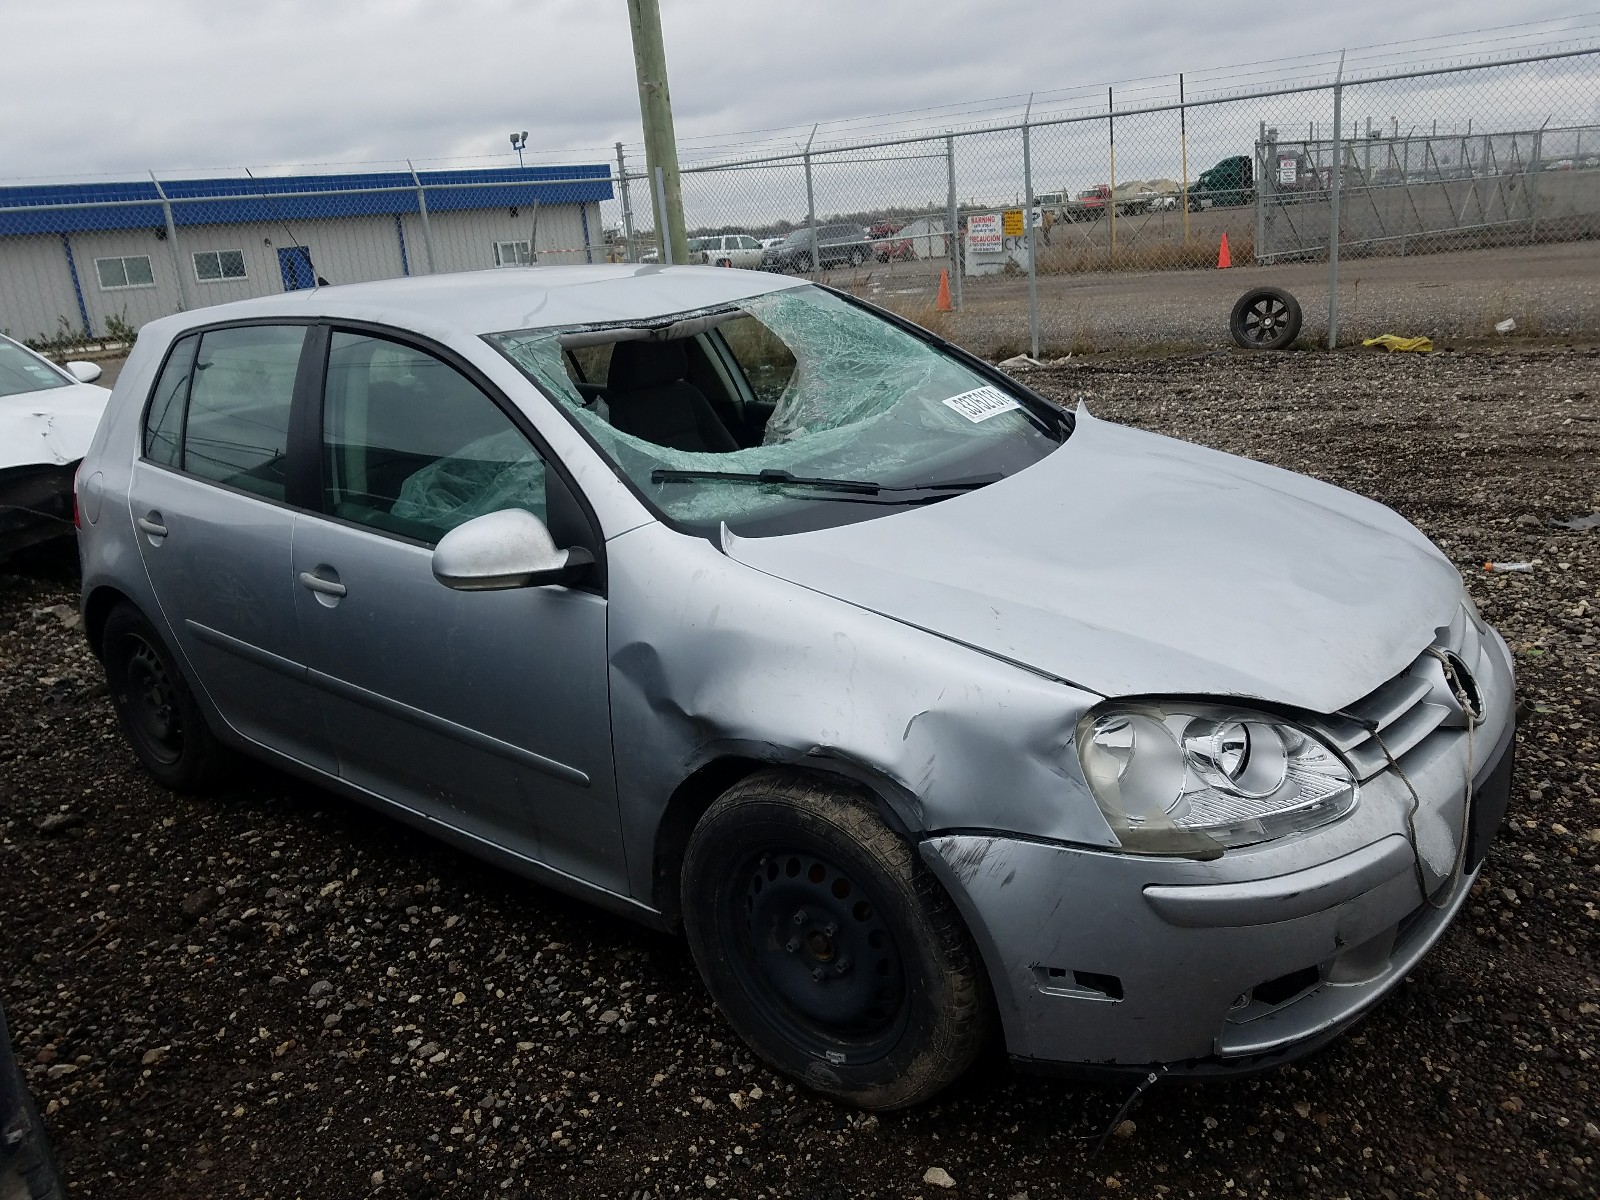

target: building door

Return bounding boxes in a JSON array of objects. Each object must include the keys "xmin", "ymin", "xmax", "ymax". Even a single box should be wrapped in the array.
[{"xmin": 277, "ymin": 246, "xmax": 316, "ymax": 291}]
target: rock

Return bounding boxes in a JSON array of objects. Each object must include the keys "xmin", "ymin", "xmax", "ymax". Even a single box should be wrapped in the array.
[
  {"xmin": 923, "ymin": 1166, "xmax": 957, "ymax": 1189},
  {"xmin": 308, "ymin": 980, "xmax": 333, "ymax": 998},
  {"xmin": 35, "ymin": 811, "xmax": 84, "ymax": 836},
  {"xmin": 45, "ymin": 1063, "xmax": 77, "ymax": 1079},
  {"xmin": 371, "ymin": 1170, "xmax": 384, "ymax": 1187},
  {"xmin": 1515, "ymin": 512, "xmax": 1540, "ymax": 528},
  {"xmin": 181, "ymin": 888, "xmax": 219, "ymax": 920},
  {"xmin": 1113, "ymin": 1119, "xmax": 1136, "ymax": 1138},
  {"xmin": 597, "ymin": 1009, "xmax": 620, "ymax": 1024},
  {"xmin": 140, "ymin": 1047, "xmax": 166, "ymax": 1066}
]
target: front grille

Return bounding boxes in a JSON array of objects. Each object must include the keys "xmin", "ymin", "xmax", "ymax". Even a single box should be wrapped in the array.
[{"xmin": 1317, "ymin": 612, "xmax": 1480, "ymax": 782}]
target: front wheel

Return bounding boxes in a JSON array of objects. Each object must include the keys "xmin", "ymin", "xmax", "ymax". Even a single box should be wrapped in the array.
[
  {"xmin": 847, "ymin": 247, "xmax": 866, "ymax": 267},
  {"xmin": 681, "ymin": 771, "xmax": 993, "ymax": 1109},
  {"xmin": 1230, "ymin": 286, "xmax": 1303, "ymax": 350},
  {"xmin": 102, "ymin": 602, "xmax": 231, "ymax": 791}
]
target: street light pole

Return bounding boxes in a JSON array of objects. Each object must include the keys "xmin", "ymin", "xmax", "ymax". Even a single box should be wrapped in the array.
[
  {"xmin": 627, "ymin": 0, "xmax": 687, "ymax": 266},
  {"xmin": 509, "ymin": 131, "xmax": 528, "ymax": 168}
]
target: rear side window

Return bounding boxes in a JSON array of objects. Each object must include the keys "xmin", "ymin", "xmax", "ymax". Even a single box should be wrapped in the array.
[
  {"xmin": 143, "ymin": 335, "xmax": 199, "ymax": 467},
  {"xmin": 181, "ymin": 325, "xmax": 306, "ymax": 501}
]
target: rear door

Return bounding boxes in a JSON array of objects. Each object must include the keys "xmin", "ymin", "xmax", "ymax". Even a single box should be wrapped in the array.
[
  {"xmin": 128, "ymin": 322, "xmax": 333, "ymax": 770},
  {"xmin": 289, "ymin": 329, "xmax": 625, "ymax": 891}
]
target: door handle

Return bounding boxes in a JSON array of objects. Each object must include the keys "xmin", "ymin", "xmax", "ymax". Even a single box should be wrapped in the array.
[
  {"xmin": 298, "ymin": 571, "xmax": 347, "ymax": 598},
  {"xmin": 136, "ymin": 515, "xmax": 167, "ymax": 537}
]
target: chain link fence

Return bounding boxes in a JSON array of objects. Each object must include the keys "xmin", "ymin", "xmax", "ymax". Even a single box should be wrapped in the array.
[
  {"xmin": 646, "ymin": 44, "xmax": 1600, "ymax": 354},
  {"xmin": 3, "ymin": 43, "xmax": 1597, "ymax": 358}
]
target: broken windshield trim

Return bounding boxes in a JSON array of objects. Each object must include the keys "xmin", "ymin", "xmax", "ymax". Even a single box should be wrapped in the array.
[{"xmin": 482, "ymin": 285, "xmax": 1072, "ymax": 541}]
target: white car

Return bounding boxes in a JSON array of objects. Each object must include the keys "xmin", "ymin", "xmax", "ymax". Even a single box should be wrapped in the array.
[
  {"xmin": 1, "ymin": 333, "xmax": 111, "ymax": 556},
  {"xmin": 689, "ymin": 233, "xmax": 766, "ymax": 269}
]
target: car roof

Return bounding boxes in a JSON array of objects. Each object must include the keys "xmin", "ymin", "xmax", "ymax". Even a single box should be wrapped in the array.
[{"xmin": 146, "ymin": 265, "xmax": 808, "ymax": 341}]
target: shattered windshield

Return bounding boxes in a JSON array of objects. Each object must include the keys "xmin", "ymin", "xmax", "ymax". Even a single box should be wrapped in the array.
[{"xmin": 487, "ymin": 284, "xmax": 1065, "ymax": 537}]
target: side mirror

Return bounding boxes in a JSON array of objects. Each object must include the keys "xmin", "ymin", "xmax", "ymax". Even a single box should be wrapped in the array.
[
  {"xmin": 431, "ymin": 509, "xmax": 594, "ymax": 592},
  {"xmin": 65, "ymin": 361, "xmax": 102, "ymax": 384}
]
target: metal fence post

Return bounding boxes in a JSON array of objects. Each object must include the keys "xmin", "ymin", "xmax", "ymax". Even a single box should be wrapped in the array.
[
  {"xmin": 653, "ymin": 166, "xmax": 674, "ymax": 264},
  {"xmin": 945, "ymin": 132, "xmax": 962, "ymax": 310},
  {"xmin": 1022, "ymin": 97, "xmax": 1039, "ymax": 359},
  {"xmin": 1179, "ymin": 73, "xmax": 1191, "ymax": 245},
  {"xmin": 616, "ymin": 142, "xmax": 636, "ymax": 263},
  {"xmin": 804, "ymin": 124, "xmax": 819, "ymax": 282},
  {"xmin": 407, "ymin": 160, "xmax": 437, "ymax": 274},
  {"xmin": 1107, "ymin": 87, "xmax": 1117, "ymax": 262},
  {"xmin": 148, "ymin": 172, "xmax": 192, "ymax": 312},
  {"xmin": 1256, "ymin": 121, "xmax": 1269, "ymax": 267},
  {"xmin": 1327, "ymin": 52, "xmax": 1346, "ymax": 350}
]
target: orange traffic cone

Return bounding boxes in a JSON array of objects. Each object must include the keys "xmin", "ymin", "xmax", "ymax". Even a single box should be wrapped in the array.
[
  {"xmin": 936, "ymin": 268, "xmax": 953, "ymax": 312},
  {"xmin": 1216, "ymin": 233, "xmax": 1232, "ymax": 269}
]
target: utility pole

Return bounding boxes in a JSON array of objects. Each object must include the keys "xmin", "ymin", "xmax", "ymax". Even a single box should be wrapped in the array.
[{"xmin": 627, "ymin": 0, "xmax": 687, "ymax": 266}]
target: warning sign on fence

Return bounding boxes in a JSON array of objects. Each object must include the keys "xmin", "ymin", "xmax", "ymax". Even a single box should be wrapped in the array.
[
  {"xmin": 1002, "ymin": 208, "xmax": 1025, "ymax": 237},
  {"xmin": 968, "ymin": 213, "xmax": 1003, "ymax": 253}
]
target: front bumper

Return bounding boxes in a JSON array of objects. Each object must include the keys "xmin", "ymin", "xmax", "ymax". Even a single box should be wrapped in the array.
[{"xmin": 921, "ymin": 638, "xmax": 1516, "ymax": 1077}]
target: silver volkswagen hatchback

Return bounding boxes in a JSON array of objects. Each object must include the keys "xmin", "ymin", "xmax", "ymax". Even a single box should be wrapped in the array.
[{"xmin": 76, "ymin": 266, "xmax": 1515, "ymax": 1108}]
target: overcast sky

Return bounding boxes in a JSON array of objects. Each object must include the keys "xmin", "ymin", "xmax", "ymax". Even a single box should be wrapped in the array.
[{"xmin": 2, "ymin": 1, "xmax": 1593, "ymax": 181}]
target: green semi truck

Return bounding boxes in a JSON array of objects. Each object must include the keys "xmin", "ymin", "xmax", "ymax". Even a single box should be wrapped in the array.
[{"xmin": 1186, "ymin": 155, "xmax": 1254, "ymax": 210}]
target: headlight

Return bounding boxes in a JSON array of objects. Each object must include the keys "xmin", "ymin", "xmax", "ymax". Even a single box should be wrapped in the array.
[{"xmin": 1076, "ymin": 703, "xmax": 1357, "ymax": 857}]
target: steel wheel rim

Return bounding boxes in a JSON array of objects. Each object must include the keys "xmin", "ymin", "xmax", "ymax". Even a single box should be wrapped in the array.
[
  {"xmin": 123, "ymin": 637, "xmax": 184, "ymax": 765},
  {"xmin": 728, "ymin": 846, "xmax": 908, "ymax": 1060},
  {"xmin": 1241, "ymin": 296, "xmax": 1290, "ymax": 345}
]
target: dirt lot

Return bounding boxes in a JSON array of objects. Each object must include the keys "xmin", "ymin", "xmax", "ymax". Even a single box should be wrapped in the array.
[
  {"xmin": 840, "ymin": 240, "xmax": 1600, "ymax": 357},
  {"xmin": 2, "ymin": 344, "xmax": 1597, "ymax": 1200}
]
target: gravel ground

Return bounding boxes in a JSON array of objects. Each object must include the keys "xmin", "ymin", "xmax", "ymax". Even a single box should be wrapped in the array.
[{"xmin": 1, "ymin": 344, "xmax": 1598, "ymax": 1200}]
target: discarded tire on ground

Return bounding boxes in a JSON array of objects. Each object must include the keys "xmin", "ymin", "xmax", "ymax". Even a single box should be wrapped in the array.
[{"xmin": 1230, "ymin": 286, "xmax": 1303, "ymax": 350}]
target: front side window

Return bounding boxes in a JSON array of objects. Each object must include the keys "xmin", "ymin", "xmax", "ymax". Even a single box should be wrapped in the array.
[
  {"xmin": 181, "ymin": 325, "xmax": 306, "ymax": 501},
  {"xmin": 193, "ymin": 249, "xmax": 247, "ymax": 282},
  {"xmin": 322, "ymin": 332, "xmax": 547, "ymax": 544},
  {"xmin": 494, "ymin": 241, "xmax": 531, "ymax": 267},
  {"xmin": 0, "ymin": 338, "xmax": 70, "ymax": 398},
  {"xmin": 95, "ymin": 255, "xmax": 155, "ymax": 290},
  {"xmin": 488, "ymin": 284, "xmax": 1065, "ymax": 538}
]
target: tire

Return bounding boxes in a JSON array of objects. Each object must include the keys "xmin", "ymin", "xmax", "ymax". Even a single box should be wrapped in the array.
[
  {"xmin": 847, "ymin": 247, "xmax": 866, "ymax": 267},
  {"xmin": 1230, "ymin": 286, "xmax": 1303, "ymax": 350},
  {"xmin": 795, "ymin": 252, "xmax": 813, "ymax": 273},
  {"xmin": 681, "ymin": 770, "xmax": 994, "ymax": 1109},
  {"xmin": 102, "ymin": 602, "xmax": 231, "ymax": 792},
  {"xmin": 716, "ymin": 258, "xmax": 732, "ymax": 268}
]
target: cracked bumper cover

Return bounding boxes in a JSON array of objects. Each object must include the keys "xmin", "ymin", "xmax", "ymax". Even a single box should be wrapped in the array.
[{"xmin": 920, "ymin": 692, "xmax": 1515, "ymax": 1077}]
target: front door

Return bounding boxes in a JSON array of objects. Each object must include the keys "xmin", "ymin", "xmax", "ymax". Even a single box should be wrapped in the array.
[
  {"xmin": 277, "ymin": 246, "xmax": 316, "ymax": 291},
  {"xmin": 290, "ymin": 330, "xmax": 625, "ymax": 891},
  {"xmin": 128, "ymin": 322, "xmax": 333, "ymax": 771}
]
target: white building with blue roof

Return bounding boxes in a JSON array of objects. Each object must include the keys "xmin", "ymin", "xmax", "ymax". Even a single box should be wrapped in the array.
[{"xmin": 0, "ymin": 165, "xmax": 614, "ymax": 344}]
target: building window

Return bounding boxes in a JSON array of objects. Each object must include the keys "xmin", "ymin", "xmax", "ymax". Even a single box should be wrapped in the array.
[
  {"xmin": 95, "ymin": 255, "xmax": 155, "ymax": 290},
  {"xmin": 193, "ymin": 249, "xmax": 247, "ymax": 282},
  {"xmin": 493, "ymin": 240, "xmax": 531, "ymax": 267}
]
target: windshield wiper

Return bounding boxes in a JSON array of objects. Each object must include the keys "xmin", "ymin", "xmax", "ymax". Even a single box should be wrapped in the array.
[{"xmin": 648, "ymin": 467, "xmax": 1002, "ymax": 496}]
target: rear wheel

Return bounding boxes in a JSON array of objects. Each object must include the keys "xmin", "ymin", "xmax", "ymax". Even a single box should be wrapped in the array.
[
  {"xmin": 716, "ymin": 258, "xmax": 732, "ymax": 268},
  {"xmin": 102, "ymin": 602, "xmax": 231, "ymax": 791},
  {"xmin": 1230, "ymin": 286, "xmax": 1303, "ymax": 350},
  {"xmin": 682, "ymin": 771, "xmax": 993, "ymax": 1109},
  {"xmin": 847, "ymin": 247, "xmax": 866, "ymax": 267},
  {"xmin": 795, "ymin": 252, "xmax": 813, "ymax": 273}
]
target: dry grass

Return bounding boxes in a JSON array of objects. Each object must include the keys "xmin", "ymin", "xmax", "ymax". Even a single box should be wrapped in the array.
[{"xmin": 1034, "ymin": 231, "xmax": 1255, "ymax": 275}]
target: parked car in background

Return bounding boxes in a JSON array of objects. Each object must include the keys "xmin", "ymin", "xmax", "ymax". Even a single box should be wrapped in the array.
[
  {"xmin": 78, "ymin": 265, "xmax": 1514, "ymax": 1110},
  {"xmin": 759, "ymin": 224, "xmax": 870, "ymax": 271},
  {"xmin": 691, "ymin": 234, "xmax": 765, "ymax": 269},
  {"xmin": 1, "ymin": 332, "xmax": 112, "ymax": 558},
  {"xmin": 759, "ymin": 236, "xmax": 786, "ymax": 250}
]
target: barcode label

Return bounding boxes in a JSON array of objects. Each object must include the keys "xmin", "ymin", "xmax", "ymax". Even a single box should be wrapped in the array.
[{"xmin": 943, "ymin": 385, "xmax": 1022, "ymax": 423}]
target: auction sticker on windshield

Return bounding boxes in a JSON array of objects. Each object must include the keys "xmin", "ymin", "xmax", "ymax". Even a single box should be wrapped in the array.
[{"xmin": 943, "ymin": 385, "xmax": 1021, "ymax": 423}]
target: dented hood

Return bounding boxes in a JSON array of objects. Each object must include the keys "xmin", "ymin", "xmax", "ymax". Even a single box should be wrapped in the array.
[
  {"xmin": 725, "ymin": 409, "xmax": 1465, "ymax": 714},
  {"xmin": 0, "ymin": 383, "xmax": 112, "ymax": 472}
]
